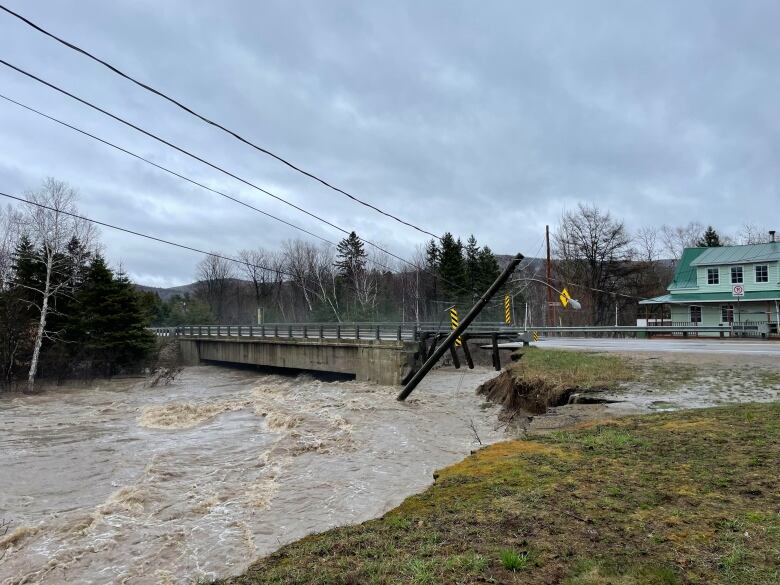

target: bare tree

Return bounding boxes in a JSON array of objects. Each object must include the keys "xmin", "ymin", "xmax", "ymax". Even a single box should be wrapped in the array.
[
  {"xmin": 22, "ymin": 179, "xmax": 92, "ymax": 393},
  {"xmin": 238, "ymin": 247, "xmax": 280, "ymax": 322},
  {"xmin": 310, "ymin": 245, "xmax": 341, "ymax": 321},
  {"xmin": 282, "ymin": 240, "xmax": 318, "ymax": 314},
  {"xmin": 554, "ymin": 203, "xmax": 635, "ymax": 325},
  {"xmin": 737, "ymin": 223, "xmax": 770, "ymax": 245},
  {"xmin": 635, "ymin": 226, "xmax": 660, "ymax": 262},
  {"xmin": 660, "ymin": 222, "xmax": 704, "ymax": 261},
  {"xmin": 196, "ymin": 254, "xmax": 235, "ymax": 321}
]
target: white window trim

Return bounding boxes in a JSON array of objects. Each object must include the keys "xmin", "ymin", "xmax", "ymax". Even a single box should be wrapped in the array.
[
  {"xmin": 689, "ymin": 305, "xmax": 702, "ymax": 324},
  {"xmin": 706, "ymin": 267, "xmax": 719, "ymax": 285},
  {"xmin": 730, "ymin": 266, "xmax": 744, "ymax": 284},
  {"xmin": 755, "ymin": 264, "xmax": 769, "ymax": 283}
]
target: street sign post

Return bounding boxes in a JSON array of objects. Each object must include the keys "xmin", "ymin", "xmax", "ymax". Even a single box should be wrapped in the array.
[{"xmin": 732, "ymin": 285, "xmax": 744, "ymax": 325}]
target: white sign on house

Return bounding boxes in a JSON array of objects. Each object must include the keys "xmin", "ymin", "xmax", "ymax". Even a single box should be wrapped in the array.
[{"xmin": 732, "ymin": 284, "xmax": 745, "ymax": 297}]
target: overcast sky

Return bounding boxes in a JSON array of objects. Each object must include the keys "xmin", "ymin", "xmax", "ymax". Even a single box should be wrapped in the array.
[{"xmin": 1, "ymin": 1, "xmax": 778, "ymax": 286}]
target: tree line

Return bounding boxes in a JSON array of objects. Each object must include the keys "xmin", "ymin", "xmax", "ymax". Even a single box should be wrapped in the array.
[
  {"xmin": 145, "ymin": 230, "xmax": 506, "ymax": 326},
  {"xmin": 0, "ymin": 179, "xmax": 155, "ymax": 392},
  {"xmin": 147, "ymin": 203, "xmax": 768, "ymax": 330}
]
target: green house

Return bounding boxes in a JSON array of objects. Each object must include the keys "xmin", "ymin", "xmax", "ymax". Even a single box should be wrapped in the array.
[{"xmin": 640, "ymin": 242, "xmax": 780, "ymax": 334}]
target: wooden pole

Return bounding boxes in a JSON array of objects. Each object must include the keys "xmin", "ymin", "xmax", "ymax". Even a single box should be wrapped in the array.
[
  {"xmin": 397, "ymin": 252, "xmax": 524, "ymax": 401},
  {"xmin": 546, "ymin": 225, "xmax": 554, "ymax": 329}
]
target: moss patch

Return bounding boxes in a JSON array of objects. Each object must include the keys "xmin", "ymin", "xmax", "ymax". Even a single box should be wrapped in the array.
[{"xmin": 217, "ymin": 402, "xmax": 780, "ymax": 584}]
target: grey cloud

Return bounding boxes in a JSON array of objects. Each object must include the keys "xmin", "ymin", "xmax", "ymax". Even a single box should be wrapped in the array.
[{"xmin": 2, "ymin": 0, "xmax": 779, "ymax": 286}]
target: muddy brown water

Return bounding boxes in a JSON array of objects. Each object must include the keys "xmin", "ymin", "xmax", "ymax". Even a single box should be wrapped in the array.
[{"xmin": 0, "ymin": 366, "xmax": 503, "ymax": 585}]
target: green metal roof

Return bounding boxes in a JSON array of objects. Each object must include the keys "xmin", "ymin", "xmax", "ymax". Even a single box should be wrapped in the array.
[
  {"xmin": 668, "ymin": 247, "xmax": 707, "ymax": 290},
  {"xmin": 640, "ymin": 291, "xmax": 780, "ymax": 305},
  {"xmin": 690, "ymin": 242, "xmax": 780, "ymax": 266}
]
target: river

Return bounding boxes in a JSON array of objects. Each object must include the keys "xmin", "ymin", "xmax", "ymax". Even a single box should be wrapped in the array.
[{"xmin": 0, "ymin": 366, "xmax": 503, "ymax": 584}]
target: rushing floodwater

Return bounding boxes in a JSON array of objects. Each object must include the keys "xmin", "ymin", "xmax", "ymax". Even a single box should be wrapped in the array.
[{"xmin": 0, "ymin": 366, "xmax": 503, "ymax": 585}]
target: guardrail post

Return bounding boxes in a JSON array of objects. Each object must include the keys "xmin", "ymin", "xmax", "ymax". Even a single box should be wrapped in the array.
[
  {"xmin": 356, "ymin": 324, "xmax": 360, "ymax": 339},
  {"xmin": 413, "ymin": 325, "xmax": 418, "ymax": 341},
  {"xmin": 397, "ymin": 325, "xmax": 402, "ymax": 341},
  {"xmin": 337, "ymin": 325, "xmax": 341, "ymax": 339},
  {"xmin": 249, "ymin": 325, "xmax": 254, "ymax": 337},
  {"xmin": 288, "ymin": 325, "xmax": 293, "ymax": 338},
  {"xmin": 376, "ymin": 325, "xmax": 381, "ymax": 340},
  {"xmin": 274, "ymin": 325, "xmax": 278, "ymax": 337}
]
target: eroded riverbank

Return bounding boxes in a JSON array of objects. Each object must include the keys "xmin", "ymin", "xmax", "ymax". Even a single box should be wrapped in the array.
[{"xmin": 0, "ymin": 366, "xmax": 504, "ymax": 585}]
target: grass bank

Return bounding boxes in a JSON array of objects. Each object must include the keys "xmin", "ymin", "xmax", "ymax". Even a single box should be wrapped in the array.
[{"xmin": 219, "ymin": 401, "xmax": 780, "ymax": 584}]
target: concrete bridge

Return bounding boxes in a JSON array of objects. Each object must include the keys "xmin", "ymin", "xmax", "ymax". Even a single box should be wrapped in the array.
[
  {"xmin": 154, "ymin": 324, "xmax": 425, "ymax": 385},
  {"xmin": 151, "ymin": 321, "xmax": 752, "ymax": 385}
]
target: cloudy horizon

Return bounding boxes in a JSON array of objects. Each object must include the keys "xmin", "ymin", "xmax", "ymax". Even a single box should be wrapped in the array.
[{"xmin": 2, "ymin": 1, "xmax": 779, "ymax": 287}]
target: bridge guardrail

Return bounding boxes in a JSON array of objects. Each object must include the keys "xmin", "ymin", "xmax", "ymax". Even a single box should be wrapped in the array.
[{"xmin": 149, "ymin": 321, "xmax": 761, "ymax": 341}]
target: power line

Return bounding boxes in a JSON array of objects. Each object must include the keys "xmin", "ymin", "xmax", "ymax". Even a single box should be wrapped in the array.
[
  {"xmin": 0, "ymin": 58, "xmax": 423, "ymax": 274},
  {"xmin": 0, "ymin": 3, "xmax": 441, "ymax": 240},
  {"xmin": 0, "ymin": 92, "xmax": 422, "ymax": 281},
  {"xmin": 0, "ymin": 70, "xmax": 476, "ymax": 297},
  {"xmin": 0, "ymin": 190, "xmax": 295, "ymax": 278},
  {"xmin": 0, "ymin": 93, "xmax": 338, "ymax": 248}
]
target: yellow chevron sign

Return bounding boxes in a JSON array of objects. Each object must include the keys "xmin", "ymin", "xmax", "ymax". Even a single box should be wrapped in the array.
[
  {"xmin": 532, "ymin": 331, "xmax": 539, "ymax": 342},
  {"xmin": 504, "ymin": 294, "xmax": 511, "ymax": 325},
  {"xmin": 559, "ymin": 287, "xmax": 571, "ymax": 308},
  {"xmin": 449, "ymin": 307, "xmax": 462, "ymax": 347}
]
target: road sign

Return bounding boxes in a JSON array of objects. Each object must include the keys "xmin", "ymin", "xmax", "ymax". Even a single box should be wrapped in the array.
[
  {"xmin": 449, "ymin": 307, "xmax": 462, "ymax": 347},
  {"xmin": 532, "ymin": 331, "xmax": 540, "ymax": 342},
  {"xmin": 732, "ymin": 284, "xmax": 745, "ymax": 297},
  {"xmin": 504, "ymin": 294, "xmax": 511, "ymax": 325},
  {"xmin": 559, "ymin": 287, "xmax": 571, "ymax": 308}
]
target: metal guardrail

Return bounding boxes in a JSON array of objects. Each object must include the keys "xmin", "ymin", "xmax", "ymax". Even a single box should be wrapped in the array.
[{"xmin": 149, "ymin": 321, "xmax": 776, "ymax": 341}]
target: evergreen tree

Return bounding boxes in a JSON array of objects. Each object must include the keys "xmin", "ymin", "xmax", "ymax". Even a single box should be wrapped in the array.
[
  {"xmin": 464, "ymin": 235, "xmax": 481, "ymax": 296},
  {"xmin": 425, "ymin": 239, "xmax": 440, "ymax": 271},
  {"xmin": 438, "ymin": 233, "xmax": 466, "ymax": 300},
  {"xmin": 697, "ymin": 226, "xmax": 722, "ymax": 247},
  {"xmin": 67, "ymin": 256, "xmax": 155, "ymax": 376},
  {"xmin": 476, "ymin": 246, "xmax": 500, "ymax": 292},
  {"xmin": 335, "ymin": 231, "xmax": 367, "ymax": 280}
]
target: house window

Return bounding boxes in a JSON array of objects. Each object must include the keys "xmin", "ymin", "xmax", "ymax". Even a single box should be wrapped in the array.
[
  {"xmin": 755, "ymin": 265, "xmax": 768, "ymax": 283},
  {"xmin": 721, "ymin": 304, "xmax": 734, "ymax": 323},
  {"xmin": 690, "ymin": 305, "xmax": 702, "ymax": 323},
  {"xmin": 707, "ymin": 268, "xmax": 719, "ymax": 285},
  {"xmin": 731, "ymin": 266, "xmax": 743, "ymax": 284}
]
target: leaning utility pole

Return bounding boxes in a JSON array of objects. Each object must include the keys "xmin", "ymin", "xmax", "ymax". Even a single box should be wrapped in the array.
[
  {"xmin": 397, "ymin": 252, "xmax": 524, "ymax": 401},
  {"xmin": 545, "ymin": 225, "xmax": 554, "ymax": 328}
]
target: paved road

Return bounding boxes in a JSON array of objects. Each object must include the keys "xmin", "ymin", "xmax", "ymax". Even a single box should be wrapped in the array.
[{"xmin": 503, "ymin": 337, "xmax": 780, "ymax": 356}]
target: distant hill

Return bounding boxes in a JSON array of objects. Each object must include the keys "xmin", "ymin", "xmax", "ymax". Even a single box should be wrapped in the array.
[{"xmin": 134, "ymin": 282, "xmax": 197, "ymax": 301}]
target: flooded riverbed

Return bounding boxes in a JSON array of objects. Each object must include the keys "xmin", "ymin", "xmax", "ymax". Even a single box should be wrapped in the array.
[{"xmin": 0, "ymin": 366, "xmax": 503, "ymax": 585}]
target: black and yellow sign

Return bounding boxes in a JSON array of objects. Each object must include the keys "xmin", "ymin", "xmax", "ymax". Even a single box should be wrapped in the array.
[
  {"xmin": 504, "ymin": 294, "xmax": 511, "ymax": 325},
  {"xmin": 532, "ymin": 331, "xmax": 540, "ymax": 342},
  {"xmin": 449, "ymin": 307, "xmax": 462, "ymax": 347},
  {"xmin": 559, "ymin": 287, "xmax": 571, "ymax": 308}
]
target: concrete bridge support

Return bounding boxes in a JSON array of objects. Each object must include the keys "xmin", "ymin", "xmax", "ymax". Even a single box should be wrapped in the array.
[{"xmin": 177, "ymin": 337, "xmax": 417, "ymax": 385}]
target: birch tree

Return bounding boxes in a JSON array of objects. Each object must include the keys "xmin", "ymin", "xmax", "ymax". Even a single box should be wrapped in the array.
[{"xmin": 22, "ymin": 179, "xmax": 91, "ymax": 393}]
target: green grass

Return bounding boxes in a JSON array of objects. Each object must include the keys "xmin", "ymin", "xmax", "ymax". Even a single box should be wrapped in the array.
[
  {"xmin": 217, "ymin": 402, "xmax": 780, "ymax": 584},
  {"xmin": 500, "ymin": 549, "xmax": 530, "ymax": 571},
  {"xmin": 509, "ymin": 348, "xmax": 638, "ymax": 390}
]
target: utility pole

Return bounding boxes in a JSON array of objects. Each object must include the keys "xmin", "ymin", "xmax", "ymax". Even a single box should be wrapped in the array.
[
  {"xmin": 545, "ymin": 225, "xmax": 554, "ymax": 328},
  {"xmin": 397, "ymin": 252, "xmax": 524, "ymax": 401}
]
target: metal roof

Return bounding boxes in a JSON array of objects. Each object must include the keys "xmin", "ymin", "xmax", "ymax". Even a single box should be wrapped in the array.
[
  {"xmin": 689, "ymin": 242, "xmax": 780, "ymax": 266},
  {"xmin": 640, "ymin": 291, "xmax": 780, "ymax": 304},
  {"xmin": 668, "ymin": 247, "xmax": 707, "ymax": 290}
]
